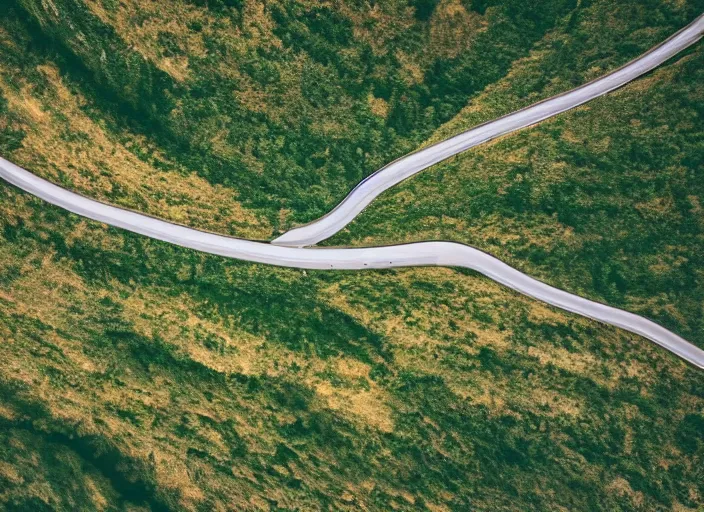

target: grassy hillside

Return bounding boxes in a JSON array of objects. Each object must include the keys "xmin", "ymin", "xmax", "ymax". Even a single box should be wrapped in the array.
[
  {"xmin": 4, "ymin": 0, "xmax": 576, "ymax": 231},
  {"xmin": 330, "ymin": 0, "xmax": 704, "ymax": 350},
  {"xmin": 1, "ymin": 0, "xmax": 703, "ymax": 511}
]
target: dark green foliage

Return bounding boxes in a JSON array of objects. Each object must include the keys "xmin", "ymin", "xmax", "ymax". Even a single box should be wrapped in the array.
[
  {"xmin": 3, "ymin": 176, "xmax": 704, "ymax": 509},
  {"xmin": 411, "ymin": 0, "xmax": 440, "ymax": 21},
  {"xmin": 1, "ymin": 0, "xmax": 703, "ymax": 510},
  {"xmin": 7, "ymin": 0, "xmax": 577, "ymax": 227},
  {"xmin": 334, "ymin": 5, "xmax": 704, "ymax": 350},
  {"xmin": 676, "ymin": 414, "xmax": 704, "ymax": 455},
  {"xmin": 187, "ymin": 0, "xmax": 244, "ymax": 10},
  {"xmin": 17, "ymin": 0, "xmax": 177, "ymax": 122},
  {"xmin": 0, "ymin": 382, "xmax": 167, "ymax": 511}
]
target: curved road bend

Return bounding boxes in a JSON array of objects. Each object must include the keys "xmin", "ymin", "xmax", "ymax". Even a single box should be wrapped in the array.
[
  {"xmin": 273, "ymin": 14, "xmax": 704, "ymax": 247},
  {"xmin": 2, "ymin": 157, "xmax": 703, "ymax": 369}
]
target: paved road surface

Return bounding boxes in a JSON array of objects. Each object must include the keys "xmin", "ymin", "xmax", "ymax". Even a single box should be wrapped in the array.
[
  {"xmin": 2, "ymin": 156, "xmax": 703, "ymax": 369},
  {"xmin": 273, "ymin": 14, "xmax": 704, "ymax": 247}
]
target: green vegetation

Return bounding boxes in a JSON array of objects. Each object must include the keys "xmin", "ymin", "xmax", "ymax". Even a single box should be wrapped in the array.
[
  {"xmin": 0, "ymin": 0, "xmax": 703, "ymax": 510},
  {"xmin": 332, "ymin": 0, "xmax": 704, "ymax": 351},
  {"xmin": 8, "ymin": 0, "xmax": 575, "ymax": 229}
]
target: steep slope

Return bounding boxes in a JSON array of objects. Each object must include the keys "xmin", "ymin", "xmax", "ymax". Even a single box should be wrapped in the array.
[
  {"xmin": 6, "ymin": 0, "xmax": 576, "ymax": 231},
  {"xmin": 3, "ymin": 180, "xmax": 704, "ymax": 510},
  {"xmin": 331, "ymin": 1, "xmax": 704, "ymax": 351},
  {"xmin": 1, "ymin": 0, "xmax": 703, "ymax": 510}
]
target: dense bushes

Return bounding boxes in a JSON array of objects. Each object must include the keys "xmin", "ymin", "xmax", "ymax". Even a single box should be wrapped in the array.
[
  {"xmin": 1, "ymin": 0, "xmax": 703, "ymax": 509},
  {"xmin": 8, "ymin": 0, "xmax": 576, "ymax": 227}
]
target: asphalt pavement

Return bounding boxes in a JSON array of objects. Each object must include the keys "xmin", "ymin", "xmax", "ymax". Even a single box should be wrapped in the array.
[
  {"xmin": 273, "ymin": 14, "xmax": 704, "ymax": 247},
  {"xmin": 2, "ymin": 156, "xmax": 703, "ymax": 369},
  {"xmin": 2, "ymin": 14, "xmax": 703, "ymax": 369}
]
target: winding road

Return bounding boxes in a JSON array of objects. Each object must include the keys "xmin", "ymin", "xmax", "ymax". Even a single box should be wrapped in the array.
[
  {"xmin": 2, "ymin": 156, "xmax": 704, "ymax": 369},
  {"xmin": 1, "ymin": 14, "xmax": 704, "ymax": 369},
  {"xmin": 273, "ymin": 14, "xmax": 704, "ymax": 247}
]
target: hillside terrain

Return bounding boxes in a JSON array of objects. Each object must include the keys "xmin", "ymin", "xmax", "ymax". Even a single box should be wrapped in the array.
[
  {"xmin": 332, "ymin": 0, "xmax": 704, "ymax": 353},
  {"xmin": 1, "ymin": 0, "xmax": 703, "ymax": 511}
]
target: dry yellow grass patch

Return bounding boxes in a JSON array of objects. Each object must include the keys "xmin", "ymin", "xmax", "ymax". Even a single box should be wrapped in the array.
[
  {"xmin": 429, "ymin": 0, "xmax": 486, "ymax": 59},
  {"xmin": 0, "ymin": 249, "xmax": 87, "ymax": 330},
  {"xmin": 606, "ymin": 477, "xmax": 645, "ymax": 508},
  {"xmin": 394, "ymin": 50, "xmax": 425, "ymax": 85},
  {"xmin": 687, "ymin": 194, "xmax": 701, "ymax": 214},
  {"xmin": 524, "ymin": 384, "xmax": 583, "ymax": 417},
  {"xmin": 234, "ymin": 84, "xmax": 270, "ymax": 115},
  {"xmin": 0, "ymin": 26, "xmax": 17, "ymax": 50},
  {"xmin": 367, "ymin": 93, "xmax": 389, "ymax": 118},
  {"xmin": 119, "ymin": 288, "xmax": 397, "ymax": 431},
  {"xmin": 672, "ymin": 501, "xmax": 701, "ymax": 512},
  {"xmin": 39, "ymin": 0, "xmax": 61, "ymax": 18},
  {"xmin": 0, "ymin": 461, "xmax": 23, "ymax": 485},
  {"xmin": 15, "ymin": 88, "xmax": 48, "ymax": 124},
  {"xmin": 425, "ymin": 502, "xmax": 452, "ymax": 512},
  {"xmin": 0, "ymin": 402, "xmax": 18, "ymax": 421},
  {"xmin": 527, "ymin": 345, "xmax": 596, "ymax": 375},
  {"xmin": 336, "ymin": 358, "xmax": 372, "ymax": 379},
  {"xmin": 83, "ymin": 477, "xmax": 110, "ymax": 512},
  {"xmin": 311, "ymin": 380, "xmax": 394, "ymax": 432},
  {"xmin": 635, "ymin": 195, "xmax": 677, "ymax": 219},
  {"xmin": 338, "ymin": 2, "xmax": 416, "ymax": 58},
  {"xmin": 527, "ymin": 301, "xmax": 574, "ymax": 326},
  {"xmin": 157, "ymin": 57, "xmax": 190, "ymax": 83},
  {"xmin": 150, "ymin": 453, "xmax": 206, "ymax": 510},
  {"xmin": 121, "ymin": 289, "xmax": 274, "ymax": 376},
  {"xmin": 0, "ymin": 63, "xmax": 271, "ymax": 239},
  {"xmin": 85, "ymin": 0, "xmax": 214, "ymax": 82},
  {"xmin": 240, "ymin": 0, "xmax": 283, "ymax": 47}
]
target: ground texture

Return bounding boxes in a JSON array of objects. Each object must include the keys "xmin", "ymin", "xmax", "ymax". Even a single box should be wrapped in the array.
[{"xmin": 0, "ymin": 0, "xmax": 703, "ymax": 510}]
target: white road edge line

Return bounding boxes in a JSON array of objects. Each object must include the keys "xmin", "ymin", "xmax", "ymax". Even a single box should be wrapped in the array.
[
  {"xmin": 272, "ymin": 14, "xmax": 704, "ymax": 247},
  {"xmin": 1, "ymin": 157, "xmax": 703, "ymax": 369}
]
